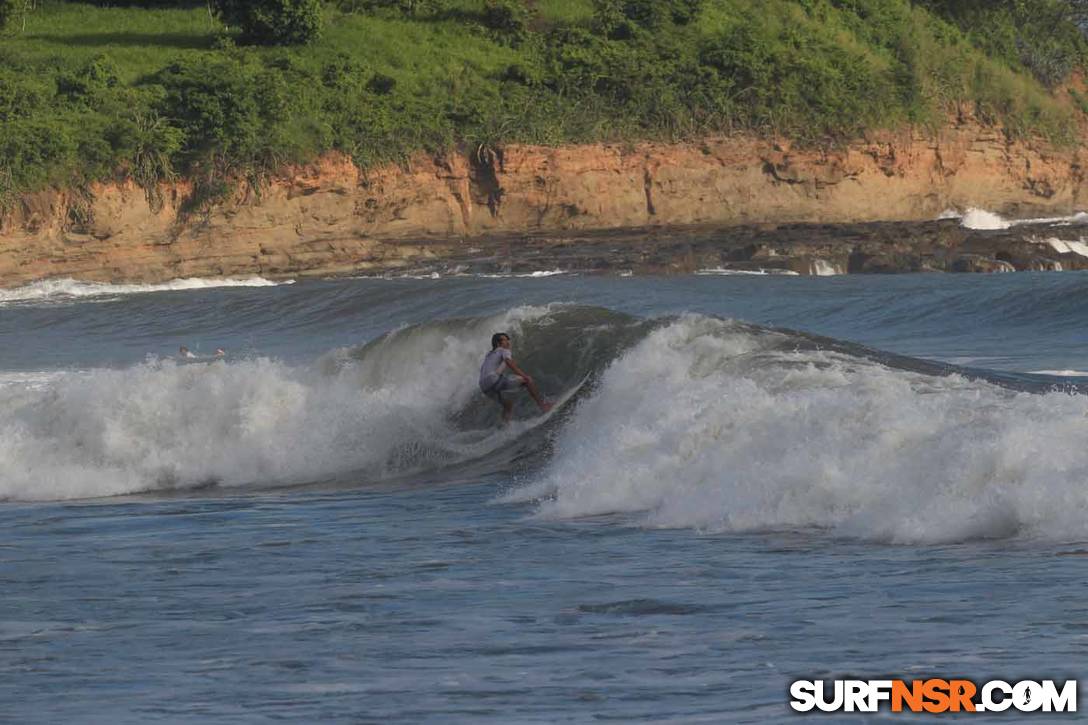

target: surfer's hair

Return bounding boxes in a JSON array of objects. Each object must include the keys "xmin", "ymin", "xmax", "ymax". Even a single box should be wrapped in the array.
[{"xmin": 491, "ymin": 332, "xmax": 509, "ymax": 349}]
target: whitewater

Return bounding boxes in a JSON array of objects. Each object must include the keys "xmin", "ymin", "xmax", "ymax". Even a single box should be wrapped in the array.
[{"xmin": 3, "ymin": 271, "xmax": 1088, "ymax": 722}]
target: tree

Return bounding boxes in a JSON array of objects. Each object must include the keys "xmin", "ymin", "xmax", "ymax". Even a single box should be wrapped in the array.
[{"xmin": 212, "ymin": 0, "xmax": 323, "ymax": 46}]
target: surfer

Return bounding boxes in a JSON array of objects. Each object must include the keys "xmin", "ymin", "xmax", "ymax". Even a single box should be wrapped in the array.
[
  {"xmin": 479, "ymin": 332, "xmax": 552, "ymax": 423},
  {"xmin": 178, "ymin": 346, "xmax": 225, "ymax": 361}
]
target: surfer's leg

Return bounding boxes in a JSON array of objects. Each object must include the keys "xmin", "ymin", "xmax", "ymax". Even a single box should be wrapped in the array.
[
  {"xmin": 521, "ymin": 378, "xmax": 551, "ymax": 412},
  {"xmin": 501, "ymin": 398, "xmax": 514, "ymax": 423}
]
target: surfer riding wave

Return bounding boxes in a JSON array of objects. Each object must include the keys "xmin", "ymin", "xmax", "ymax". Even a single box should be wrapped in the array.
[{"xmin": 479, "ymin": 332, "xmax": 552, "ymax": 423}]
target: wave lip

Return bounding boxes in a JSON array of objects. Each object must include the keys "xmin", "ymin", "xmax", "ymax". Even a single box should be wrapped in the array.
[{"xmin": 0, "ymin": 276, "xmax": 291, "ymax": 305}]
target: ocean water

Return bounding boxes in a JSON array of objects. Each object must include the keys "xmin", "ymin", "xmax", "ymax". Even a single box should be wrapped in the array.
[{"xmin": 3, "ymin": 271, "xmax": 1088, "ymax": 722}]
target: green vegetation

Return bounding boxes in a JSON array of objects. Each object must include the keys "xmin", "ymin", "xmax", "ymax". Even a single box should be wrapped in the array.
[
  {"xmin": 212, "ymin": 0, "xmax": 324, "ymax": 46},
  {"xmin": 2, "ymin": 0, "xmax": 1087, "ymax": 211}
]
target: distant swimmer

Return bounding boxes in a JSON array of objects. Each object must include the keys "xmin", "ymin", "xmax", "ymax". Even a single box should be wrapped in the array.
[
  {"xmin": 479, "ymin": 332, "xmax": 552, "ymax": 423},
  {"xmin": 178, "ymin": 346, "xmax": 226, "ymax": 361}
]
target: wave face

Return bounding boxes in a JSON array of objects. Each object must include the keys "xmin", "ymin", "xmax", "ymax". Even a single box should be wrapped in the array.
[{"xmin": 506, "ymin": 315, "xmax": 1088, "ymax": 544}]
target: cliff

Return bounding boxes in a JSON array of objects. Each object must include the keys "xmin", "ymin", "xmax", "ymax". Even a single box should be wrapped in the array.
[{"xmin": 2, "ymin": 124, "xmax": 1086, "ymax": 286}]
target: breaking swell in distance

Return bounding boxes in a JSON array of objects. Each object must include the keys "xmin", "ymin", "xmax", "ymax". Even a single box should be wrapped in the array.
[{"xmin": 0, "ymin": 276, "xmax": 291, "ymax": 305}]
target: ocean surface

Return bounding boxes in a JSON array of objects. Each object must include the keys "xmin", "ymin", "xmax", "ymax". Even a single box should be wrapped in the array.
[{"xmin": 3, "ymin": 267, "xmax": 1088, "ymax": 722}]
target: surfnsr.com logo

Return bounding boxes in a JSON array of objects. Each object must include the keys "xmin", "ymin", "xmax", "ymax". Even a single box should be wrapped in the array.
[{"xmin": 790, "ymin": 679, "xmax": 1077, "ymax": 714}]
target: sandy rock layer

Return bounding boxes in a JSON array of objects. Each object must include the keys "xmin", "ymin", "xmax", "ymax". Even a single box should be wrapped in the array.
[{"xmin": 2, "ymin": 126, "xmax": 1086, "ymax": 285}]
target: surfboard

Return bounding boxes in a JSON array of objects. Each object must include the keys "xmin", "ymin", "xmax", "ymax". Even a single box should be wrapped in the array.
[
  {"xmin": 534, "ymin": 373, "xmax": 591, "ymax": 423},
  {"xmin": 448, "ymin": 373, "xmax": 592, "ymax": 447}
]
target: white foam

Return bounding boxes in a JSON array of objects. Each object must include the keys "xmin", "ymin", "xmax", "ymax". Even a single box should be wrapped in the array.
[
  {"xmin": 1030, "ymin": 370, "xmax": 1088, "ymax": 377},
  {"xmin": 695, "ymin": 268, "xmax": 800, "ymax": 276},
  {"xmin": 811, "ymin": 259, "xmax": 840, "ymax": 276},
  {"xmin": 1043, "ymin": 238, "xmax": 1088, "ymax": 257},
  {"xmin": 955, "ymin": 208, "xmax": 1088, "ymax": 231},
  {"xmin": 474, "ymin": 270, "xmax": 571, "ymax": 279},
  {"xmin": 517, "ymin": 269, "xmax": 567, "ymax": 278},
  {"xmin": 0, "ymin": 277, "xmax": 291, "ymax": 304},
  {"xmin": 0, "ymin": 371, "xmax": 69, "ymax": 390},
  {"xmin": 364, "ymin": 269, "xmax": 569, "ymax": 280},
  {"xmin": 1019, "ymin": 211, "xmax": 1088, "ymax": 226},
  {"xmin": 505, "ymin": 316, "xmax": 1088, "ymax": 544},
  {"xmin": 960, "ymin": 208, "xmax": 1012, "ymax": 230},
  {"xmin": 0, "ymin": 306, "xmax": 552, "ymax": 501}
]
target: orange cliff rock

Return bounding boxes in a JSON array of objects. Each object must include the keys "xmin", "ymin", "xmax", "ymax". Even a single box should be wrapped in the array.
[{"xmin": 1, "ymin": 125, "xmax": 1085, "ymax": 286}]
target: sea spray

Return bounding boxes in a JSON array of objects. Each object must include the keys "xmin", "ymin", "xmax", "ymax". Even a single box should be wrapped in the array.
[
  {"xmin": 508, "ymin": 315, "xmax": 1088, "ymax": 544},
  {"xmin": 0, "ymin": 306, "xmax": 556, "ymax": 501},
  {"xmin": 950, "ymin": 208, "xmax": 1088, "ymax": 231}
]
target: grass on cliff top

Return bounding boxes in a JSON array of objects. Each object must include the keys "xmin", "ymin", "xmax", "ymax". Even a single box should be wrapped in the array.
[{"xmin": 1, "ymin": 0, "xmax": 1085, "ymax": 211}]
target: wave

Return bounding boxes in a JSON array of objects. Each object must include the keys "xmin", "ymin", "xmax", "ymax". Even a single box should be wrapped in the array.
[
  {"xmin": 0, "ymin": 305, "xmax": 638, "ymax": 502},
  {"xmin": 8, "ymin": 305, "xmax": 1088, "ymax": 546},
  {"xmin": 503, "ymin": 314, "xmax": 1088, "ymax": 544},
  {"xmin": 355, "ymin": 268, "xmax": 571, "ymax": 280},
  {"xmin": 0, "ymin": 276, "xmax": 291, "ymax": 305},
  {"xmin": 948, "ymin": 207, "xmax": 1088, "ymax": 231},
  {"xmin": 695, "ymin": 268, "xmax": 800, "ymax": 276}
]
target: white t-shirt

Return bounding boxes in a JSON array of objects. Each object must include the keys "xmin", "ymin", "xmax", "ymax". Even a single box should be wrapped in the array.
[{"xmin": 479, "ymin": 347, "xmax": 511, "ymax": 390}]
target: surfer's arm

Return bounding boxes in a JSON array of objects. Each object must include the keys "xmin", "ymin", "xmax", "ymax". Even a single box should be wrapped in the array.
[{"xmin": 504, "ymin": 358, "xmax": 532, "ymax": 383}]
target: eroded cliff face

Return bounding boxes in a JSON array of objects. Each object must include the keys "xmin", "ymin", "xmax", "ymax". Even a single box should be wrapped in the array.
[{"xmin": 1, "ymin": 124, "xmax": 1085, "ymax": 285}]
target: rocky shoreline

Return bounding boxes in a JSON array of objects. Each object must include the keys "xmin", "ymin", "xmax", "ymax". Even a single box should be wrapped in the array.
[
  {"xmin": 375, "ymin": 217, "xmax": 1088, "ymax": 278},
  {"xmin": 3, "ymin": 128, "xmax": 1088, "ymax": 285}
]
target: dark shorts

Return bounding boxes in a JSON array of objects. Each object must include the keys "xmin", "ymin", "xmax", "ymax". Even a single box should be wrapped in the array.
[{"xmin": 482, "ymin": 373, "xmax": 524, "ymax": 403}]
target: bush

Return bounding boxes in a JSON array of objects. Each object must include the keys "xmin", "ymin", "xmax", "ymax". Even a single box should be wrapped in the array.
[
  {"xmin": 212, "ymin": 0, "xmax": 322, "ymax": 46},
  {"xmin": 0, "ymin": 68, "xmax": 50, "ymax": 121},
  {"xmin": 0, "ymin": 118, "xmax": 77, "ymax": 191},
  {"xmin": 0, "ymin": 0, "xmax": 19, "ymax": 31},
  {"xmin": 79, "ymin": 1, "xmax": 204, "ymax": 6},
  {"xmin": 482, "ymin": 0, "xmax": 533, "ymax": 44},
  {"xmin": 152, "ymin": 55, "xmax": 291, "ymax": 169},
  {"xmin": 336, "ymin": 0, "xmax": 446, "ymax": 16},
  {"xmin": 104, "ymin": 109, "xmax": 183, "ymax": 211},
  {"xmin": 592, "ymin": 0, "xmax": 702, "ymax": 37},
  {"xmin": 699, "ymin": 22, "xmax": 897, "ymax": 137},
  {"xmin": 622, "ymin": 0, "xmax": 702, "ymax": 28},
  {"xmin": 914, "ymin": 0, "xmax": 1087, "ymax": 88},
  {"xmin": 56, "ymin": 55, "xmax": 120, "ymax": 106}
]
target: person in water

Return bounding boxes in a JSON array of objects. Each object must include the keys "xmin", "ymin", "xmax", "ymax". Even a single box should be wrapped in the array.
[
  {"xmin": 178, "ymin": 346, "xmax": 226, "ymax": 360},
  {"xmin": 479, "ymin": 332, "xmax": 552, "ymax": 423}
]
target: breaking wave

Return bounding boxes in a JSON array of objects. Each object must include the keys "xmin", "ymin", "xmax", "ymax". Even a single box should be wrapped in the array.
[
  {"xmin": 6, "ymin": 303, "xmax": 1088, "ymax": 545},
  {"xmin": 0, "ymin": 306, "xmax": 638, "ymax": 501},
  {"xmin": 0, "ymin": 276, "xmax": 290, "ymax": 305},
  {"xmin": 949, "ymin": 207, "xmax": 1088, "ymax": 231},
  {"xmin": 503, "ymin": 314, "xmax": 1088, "ymax": 545}
]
